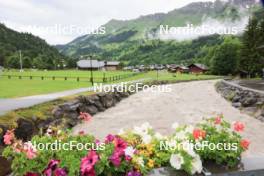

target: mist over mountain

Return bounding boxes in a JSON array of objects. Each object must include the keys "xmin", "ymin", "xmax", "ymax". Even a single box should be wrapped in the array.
[{"xmin": 57, "ymin": 0, "xmax": 261, "ymax": 64}]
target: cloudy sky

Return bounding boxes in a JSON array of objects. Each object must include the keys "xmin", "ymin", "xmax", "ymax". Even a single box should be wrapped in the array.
[{"xmin": 0, "ymin": 0, "xmax": 216, "ymax": 45}]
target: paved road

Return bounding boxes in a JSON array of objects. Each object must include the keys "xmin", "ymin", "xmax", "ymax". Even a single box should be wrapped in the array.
[{"xmin": 0, "ymin": 79, "xmax": 147, "ymax": 115}]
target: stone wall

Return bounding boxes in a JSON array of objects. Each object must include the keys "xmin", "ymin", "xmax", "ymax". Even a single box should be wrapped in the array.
[{"xmin": 216, "ymin": 80, "xmax": 264, "ymax": 122}]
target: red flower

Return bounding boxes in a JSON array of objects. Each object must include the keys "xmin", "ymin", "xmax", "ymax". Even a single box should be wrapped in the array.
[
  {"xmin": 240, "ymin": 139, "xmax": 250, "ymax": 150},
  {"xmin": 3, "ymin": 129, "xmax": 15, "ymax": 145},
  {"xmin": 80, "ymin": 151, "xmax": 99, "ymax": 176},
  {"xmin": 23, "ymin": 142, "xmax": 37, "ymax": 159},
  {"xmin": 193, "ymin": 129, "xmax": 206, "ymax": 140},
  {"xmin": 54, "ymin": 168, "xmax": 68, "ymax": 176},
  {"xmin": 79, "ymin": 131, "xmax": 85, "ymax": 136},
  {"xmin": 233, "ymin": 121, "xmax": 245, "ymax": 132},
  {"xmin": 105, "ymin": 134, "xmax": 115, "ymax": 143},
  {"xmin": 214, "ymin": 116, "xmax": 222, "ymax": 125},
  {"xmin": 79, "ymin": 112, "xmax": 92, "ymax": 122}
]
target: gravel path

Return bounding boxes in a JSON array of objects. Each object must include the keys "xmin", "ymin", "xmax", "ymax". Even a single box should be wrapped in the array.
[
  {"xmin": 73, "ymin": 80, "xmax": 264, "ymax": 158},
  {"xmin": 0, "ymin": 79, "xmax": 147, "ymax": 115}
]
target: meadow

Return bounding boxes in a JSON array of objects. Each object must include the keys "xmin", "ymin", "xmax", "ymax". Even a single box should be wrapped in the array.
[{"xmin": 0, "ymin": 70, "xmax": 220, "ymax": 98}]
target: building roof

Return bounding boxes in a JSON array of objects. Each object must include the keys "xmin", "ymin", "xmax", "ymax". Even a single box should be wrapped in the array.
[
  {"xmin": 77, "ymin": 60, "xmax": 104, "ymax": 68},
  {"xmin": 105, "ymin": 61, "xmax": 120, "ymax": 66},
  {"xmin": 189, "ymin": 63, "xmax": 208, "ymax": 70}
]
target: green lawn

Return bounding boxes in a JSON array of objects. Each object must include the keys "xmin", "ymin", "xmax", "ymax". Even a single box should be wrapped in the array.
[{"xmin": 0, "ymin": 70, "xmax": 220, "ymax": 98}]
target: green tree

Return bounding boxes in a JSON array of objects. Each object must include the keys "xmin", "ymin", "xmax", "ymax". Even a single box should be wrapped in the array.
[{"xmin": 211, "ymin": 38, "xmax": 240, "ymax": 75}]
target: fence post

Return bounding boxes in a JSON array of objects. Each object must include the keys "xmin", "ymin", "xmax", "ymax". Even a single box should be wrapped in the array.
[
  {"xmin": 8, "ymin": 75, "xmax": 11, "ymax": 79},
  {"xmin": 30, "ymin": 76, "xmax": 32, "ymax": 80},
  {"xmin": 41, "ymin": 76, "xmax": 44, "ymax": 80},
  {"xmin": 65, "ymin": 77, "xmax": 67, "ymax": 81},
  {"xmin": 19, "ymin": 76, "xmax": 22, "ymax": 79},
  {"xmin": 52, "ymin": 76, "xmax": 55, "ymax": 80},
  {"xmin": 77, "ymin": 77, "xmax": 79, "ymax": 82},
  {"xmin": 103, "ymin": 73, "xmax": 106, "ymax": 82}
]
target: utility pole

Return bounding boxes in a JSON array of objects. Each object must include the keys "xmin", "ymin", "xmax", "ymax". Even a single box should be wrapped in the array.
[
  {"xmin": 89, "ymin": 56, "xmax": 94, "ymax": 86},
  {"xmin": 19, "ymin": 50, "xmax": 23, "ymax": 72}
]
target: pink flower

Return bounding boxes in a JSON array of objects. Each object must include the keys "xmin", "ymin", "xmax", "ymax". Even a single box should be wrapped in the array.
[
  {"xmin": 79, "ymin": 112, "xmax": 92, "ymax": 122},
  {"xmin": 3, "ymin": 129, "xmax": 15, "ymax": 145},
  {"xmin": 109, "ymin": 151, "xmax": 122, "ymax": 167},
  {"xmin": 54, "ymin": 168, "xmax": 68, "ymax": 176},
  {"xmin": 80, "ymin": 151, "xmax": 99, "ymax": 176},
  {"xmin": 23, "ymin": 142, "xmax": 37, "ymax": 159},
  {"xmin": 113, "ymin": 137, "xmax": 127, "ymax": 152},
  {"xmin": 105, "ymin": 134, "xmax": 115, "ymax": 143},
  {"xmin": 214, "ymin": 116, "xmax": 222, "ymax": 125},
  {"xmin": 240, "ymin": 139, "xmax": 250, "ymax": 150},
  {"xmin": 43, "ymin": 159, "xmax": 60, "ymax": 176},
  {"xmin": 233, "ymin": 121, "xmax": 245, "ymax": 132},
  {"xmin": 193, "ymin": 129, "xmax": 206, "ymax": 140}
]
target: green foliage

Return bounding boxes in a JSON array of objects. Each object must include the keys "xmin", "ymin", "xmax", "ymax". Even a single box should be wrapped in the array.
[
  {"xmin": 210, "ymin": 37, "xmax": 241, "ymax": 75},
  {"xmin": 239, "ymin": 8, "xmax": 264, "ymax": 77},
  {"xmin": 0, "ymin": 23, "xmax": 69, "ymax": 69}
]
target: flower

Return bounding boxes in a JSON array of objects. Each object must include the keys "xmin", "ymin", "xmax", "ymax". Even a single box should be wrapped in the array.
[
  {"xmin": 133, "ymin": 122, "xmax": 152, "ymax": 136},
  {"xmin": 193, "ymin": 129, "xmax": 206, "ymax": 140},
  {"xmin": 185, "ymin": 125, "xmax": 194, "ymax": 134},
  {"xmin": 174, "ymin": 131, "xmax": 187, "ymax": 141},
  {"xmin": 181, "ymin": 141, "xmax": 196, "ymax": 157},
  {"xmin": 43, "ymin": 159, "xmax": 60, "ymax": 176},
  {"xmin": 127, "ymin": 171, "xmax": 141, "ymax": 176},
  {"xmin": 54, "ymin": 168, "xmax": 68, "ymax": 176},
  {"xmin": 171, "ymin": 122, "xmax": 179, "ymax": 129},
  {"xmin": 114, "ymin": 137, "xmax": 127, "ymax": 152},
  {"xmin": 105, "ymin": 134, "xmax": 115, "ymax": 143},
  {"xmin": 135, "ymin": 157, "xmax": 144, "ymax": 167},
  {"xmin": 191, "ymin": 155, "xmax": 203, "ymax": 174},
  {"xmin": 240, "ymin": 139, "xmax": 250, "ymax": 150},
  {"xmin": 3, "ymin": 129, "xmax": 15, "ymax": 145},
  {"xmin": 109, "ymin": 151, "xmax": 122, "ymax": 167},
  {"xmin": 214, "ymin": 116, "xmax": 222, "ymax": 125},
  {"xmin": 233, "ymin": 121, "xmax": 245, "ymax": 132},
  {"xmin": 147, "ymin": 159, "xmax": 155, "ymax": 168},
  {"xmin": 80, "ymin": 151, "xmax": 99, "ymax": 176},
  {"xmin": 154, "ymin": 132, "xmax": 164, "ymax": 140},
  {"xmin": 23, "ymin": 141, "xmax": 37, "ymax": 159},
  {"xmin": 170, "ymin": 154, "xmax": 184, "ymax": 170},
  {"xmin": 124, "ymin": 146, "xmax": 136, "ymax": 158},
  {"xmin": 141, "ymin": 134, "xmax": 152, "ymax": 144},
  {"xmin": 79, "ymin": 112, "xmax": 92, "ymax": 122}
]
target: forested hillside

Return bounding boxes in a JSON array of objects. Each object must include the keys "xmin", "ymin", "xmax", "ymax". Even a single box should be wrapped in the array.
[{"xmin": 0, "ymin": 24, "xmax": 70, "ymax": 69}]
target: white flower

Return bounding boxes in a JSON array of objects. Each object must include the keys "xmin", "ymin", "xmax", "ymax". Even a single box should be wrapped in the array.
[
  {"xmin": 171, "ymin": 122, "xmax": 179, "ymax": 129},
  {"xmin": 142, "ymin": 134, "xmax": 152, "ymax": 144},
  {"xmin": 133, "ymin": 122, "xmax": 152, "ymax": 137},
  {"xmin": 124, "ymin": 146, "xmax": 135, "ymax": 157},
  {"xmin": 170, "ymin": 154, "xmax": 184, "ymax": 170},
  {"xmin": 185, "ymin": 125, "xmax": 194, "ymax": 134},
  {"xmin": 135, "ymin": 157, "xmax": 144, "ymax": 167},
  {"xmin": 168, "ymin": 139, "xmax": 177, "ymax": 149},
  {"xmin": 154, "ymin": 132, "xmax": 164, "ymax": 140},
  {"xmin": 191, "ymin": 155, "xmax": 203, "ymax": 174}
]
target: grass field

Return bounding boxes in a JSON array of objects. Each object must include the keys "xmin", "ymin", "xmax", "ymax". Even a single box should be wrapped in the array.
[{"xmin": 0, "ymin": 70, "xmax": 220, "ymax": 98}]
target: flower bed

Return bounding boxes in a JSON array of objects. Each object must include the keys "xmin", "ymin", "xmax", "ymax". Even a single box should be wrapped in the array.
[{"xmin": 2, "ymin": 114, "xmax": 249, "ymax": 176}]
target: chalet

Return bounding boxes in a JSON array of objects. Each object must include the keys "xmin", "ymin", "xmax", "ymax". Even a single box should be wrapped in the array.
[
  {"xmin": 168, "ymin": 65, "xmax": 189, "ymax": 73},
  {"xmin": 104, "ymin": 61, "xmax": 120, "ymax": 71},
  {"xmin": 77, "ymin": 60, "xmax": 104, "ymax": 70},
  {"xmin": 188, "ymin": 63, "xmax": 208, "ymax": 74}
]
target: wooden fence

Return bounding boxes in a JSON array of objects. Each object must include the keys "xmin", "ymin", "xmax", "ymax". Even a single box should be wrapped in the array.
[{"xmin": 0, "ymin": 72, "xmax": 141, "ymax": 83}]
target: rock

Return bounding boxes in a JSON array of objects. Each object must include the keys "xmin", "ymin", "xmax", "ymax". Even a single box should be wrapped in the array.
[
  {"xmin": 241, "ymin": 97, "xmax": 257, "ymax": 107},
  {"xmin": 0, "ymin": 125, "xmax": 7, "ymax": 146},
  {"xmin": 232, "ymin": 102, "xmax": 242, "ymax": 108},
  {"xmin": 257, "ymin": 115, "xmax": 264, "ymax": 122},
  {"xmin": 93, "ymin": 100, "xmax": 105, "ymax": 112},
  {"xmin": 232, "ymin": 95, "xmax": 240, "ymax": 103},
  {"xmin": 79, "ymin": 105, "xmax": 98, "ymax": 115},
  {"xmin": 15, "ymin": 118, "xmax": 35, "ymax": 141},
  {"xmin": 242, "ymin": 107, "xmax": 258, "ymax": 115},
  {"xmin": 59, "ymin": 101, "xmax": 80, "ymax": 112},
  {"xmin": 52, "ymin": 107, "xmax": 64, "ymax": 118},
  {"xmin": 100, "ymin": 93, "xmax": 116, "ymax": 108}
]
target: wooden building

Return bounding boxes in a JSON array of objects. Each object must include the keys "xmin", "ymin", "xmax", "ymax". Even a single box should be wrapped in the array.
[{"xmin": 188, "ymin": 63, "xmax": 208, "ymax": 74}]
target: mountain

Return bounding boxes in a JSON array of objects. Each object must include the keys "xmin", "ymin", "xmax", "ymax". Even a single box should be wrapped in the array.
[
  {"xmin": 57, "ymin": 0, "xmax": 261, "ymax": 65},
  {"xmin": 0, "ymin": 24, "xmax": 69, "ymax": 69}
]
